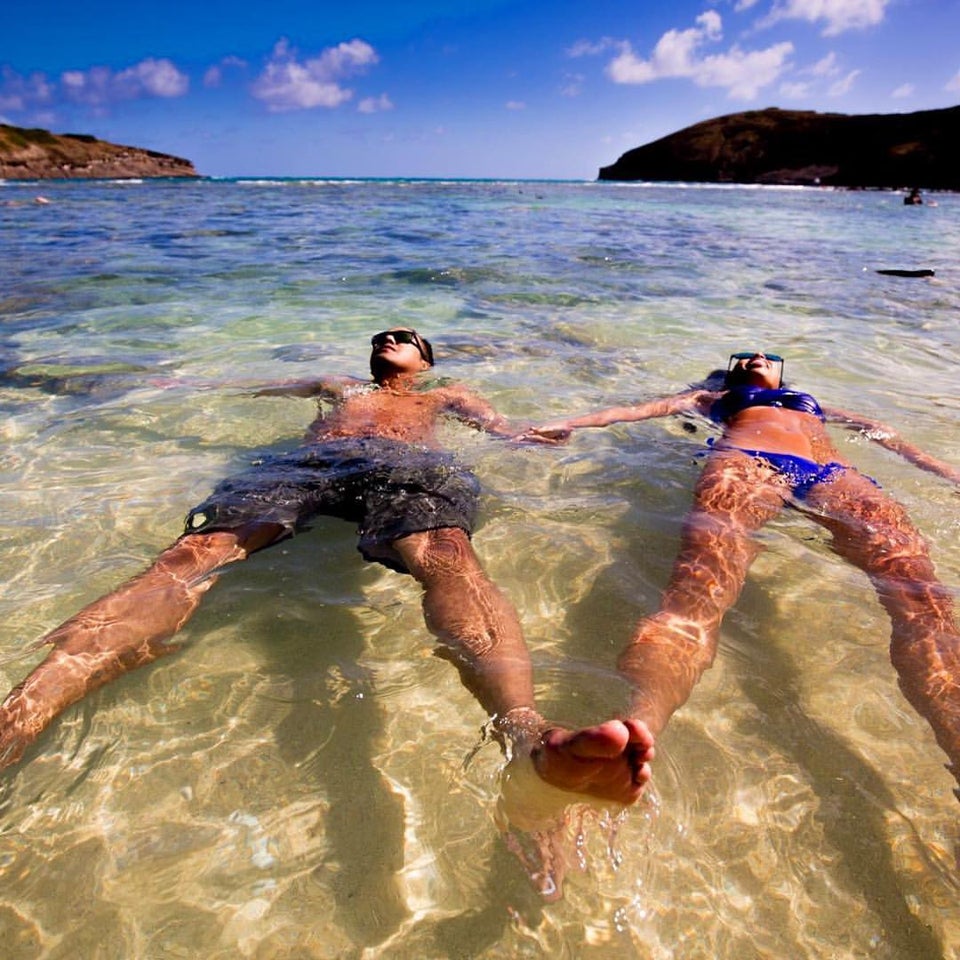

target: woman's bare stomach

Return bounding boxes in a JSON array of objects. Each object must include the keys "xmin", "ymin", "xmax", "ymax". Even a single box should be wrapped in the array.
[{"xmin": 717, "ymin": 408, "xmax": 821, "ymax": 461}]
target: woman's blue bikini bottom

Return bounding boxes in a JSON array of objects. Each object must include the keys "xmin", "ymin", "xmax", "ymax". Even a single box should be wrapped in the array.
[{"xmin": 710, "ymin": 443, "xmax": 879, "ymax": 499}]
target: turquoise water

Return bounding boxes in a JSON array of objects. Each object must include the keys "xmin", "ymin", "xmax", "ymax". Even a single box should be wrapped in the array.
[{"xmin": 1, "ymin": 177, "xmax": 959, "ymax": 958}]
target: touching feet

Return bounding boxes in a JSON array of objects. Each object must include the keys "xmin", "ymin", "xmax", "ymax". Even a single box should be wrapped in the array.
[{"xmin": 530, "ymin": 719, "xmax": 655, "ymax": 805}]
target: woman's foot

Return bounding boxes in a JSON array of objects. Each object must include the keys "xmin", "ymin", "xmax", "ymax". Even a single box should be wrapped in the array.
[{"xmin": 530, "ymin": 719, "xmax": 655, "ymax": 805}]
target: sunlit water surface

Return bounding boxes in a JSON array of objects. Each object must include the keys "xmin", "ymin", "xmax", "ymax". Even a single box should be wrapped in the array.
[{"xmin": 1, "ymin": 178, "xmax": 959, "ymax": 958}]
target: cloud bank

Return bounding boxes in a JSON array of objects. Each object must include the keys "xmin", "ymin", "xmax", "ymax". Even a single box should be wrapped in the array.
[
  {"xmin": 762, "ymin": 0, "xmax": 891, "ymax": 37},
  {"xmin": 1, "ymin": 58, "xmax": 189, "ymax": 117},
  {"xmin": 251, "ymin": 39, "xmax": 379, "ymax": 112},
  {"xmin": 574, "ymin": 12, "xmax": 794, "ymax": 100},
  {"xmin": 62, "ymin": 58, "xmax": 189, "ymax": 107}
]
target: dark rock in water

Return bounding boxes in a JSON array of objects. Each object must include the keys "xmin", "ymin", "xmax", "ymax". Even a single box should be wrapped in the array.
[
  {"xmin": 875, "ymin": 269, "xmax": 935, "ymax": 277},
  {"xmin": 598, "ymin": 106, "xmax": 960, "ymax": 190},
  {"xmin": 0, "ymin": 357, "xmax": 153, "ymax": 397}
]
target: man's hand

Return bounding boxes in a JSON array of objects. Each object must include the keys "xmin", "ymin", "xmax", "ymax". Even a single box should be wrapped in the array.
[{"xmin": 511, "ymin": 421, "xmax": 573, "ymax": 444}]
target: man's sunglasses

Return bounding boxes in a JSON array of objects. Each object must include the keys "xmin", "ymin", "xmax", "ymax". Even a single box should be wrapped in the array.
[{"xmin": 371, "ymin": 329, "xmax": 428, "ymax": 360}]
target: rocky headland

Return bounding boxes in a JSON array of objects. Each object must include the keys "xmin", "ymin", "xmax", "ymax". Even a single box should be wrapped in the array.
[
  {"xmin": 599, "ymin": 105, "xmax": 959, "ymax": 189},
  {"xmin": 0, "ymin": 125, "xmax": 198, "ymax": 180}
]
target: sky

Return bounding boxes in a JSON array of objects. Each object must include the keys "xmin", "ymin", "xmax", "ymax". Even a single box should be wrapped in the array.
[{"xmin": 2, "ymin": 0, "xmax": 958, "ymax": 179}]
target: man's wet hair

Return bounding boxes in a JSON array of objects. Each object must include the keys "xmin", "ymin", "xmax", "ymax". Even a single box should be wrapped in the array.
[{"xmin": 418, "ymin": 333, "xmax": 435, "ymax": 366}]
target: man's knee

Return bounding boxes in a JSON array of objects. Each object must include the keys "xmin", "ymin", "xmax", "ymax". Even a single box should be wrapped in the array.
[
  {"xmin": 394, "ymin": 527, "xmax": 479, "ymax": 578},
  {"xmin": 173, "ymin": 521, "xmax": 287, "ymax": 567}
]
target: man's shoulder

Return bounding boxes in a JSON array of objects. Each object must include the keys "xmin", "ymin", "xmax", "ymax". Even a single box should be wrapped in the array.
[
  {"xmin": 415, "ymin": 376, "xmax": 470, "ymax": 398},
  {"xmin": 338, "ymin": 377, "xmax": 378, "ymax": 397}
]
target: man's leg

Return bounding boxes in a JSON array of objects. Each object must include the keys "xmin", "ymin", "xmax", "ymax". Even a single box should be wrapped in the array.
[
  {"xmin": 392, "ymin": 527, "xmax": 653, "ymax": 805},
  {"xmin": 0, "ymin": 521, "xmax": 284, "ymax": 769}
]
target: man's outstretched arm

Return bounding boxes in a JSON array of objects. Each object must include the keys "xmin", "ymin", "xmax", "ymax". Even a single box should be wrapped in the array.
[
  {"xmin": 249, "ymin": 374, "xmax": 362, "ymax": 399},
  {"xmin": 439, "ymin": 384, "xmax": 568, "ymax": 444}
]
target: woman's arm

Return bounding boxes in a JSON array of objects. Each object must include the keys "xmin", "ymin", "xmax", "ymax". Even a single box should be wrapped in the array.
[
  {"xmin": 823, "ymin": 404, "xmax": 960, "ymax": 484},
  {"xmin": 528, "ymin": 390, "xmax": 714, "ymax": 440}
]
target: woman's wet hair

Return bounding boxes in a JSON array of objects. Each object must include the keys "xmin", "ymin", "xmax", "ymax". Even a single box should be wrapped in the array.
[
  {"xmin": 688, "ymin": 366, "xmax": 787, "ymax": 391},
  {"xmin": 723, "ymin": 364, "xmax": 753, "ymax": 388},
  {"xmin": 689, "ymin": 368, "xmax": 729, "ymax": 391}
]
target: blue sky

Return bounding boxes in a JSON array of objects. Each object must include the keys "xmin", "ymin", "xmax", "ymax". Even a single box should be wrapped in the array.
[{"xmin": 2, "ymin": 0, "xmax": 958, "ymax": 179}]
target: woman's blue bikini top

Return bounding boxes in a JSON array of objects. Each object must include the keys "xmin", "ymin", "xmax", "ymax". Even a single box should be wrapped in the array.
[{"xmin": 709, "ymin": 385, "xmax": 825, "ymax": 424}]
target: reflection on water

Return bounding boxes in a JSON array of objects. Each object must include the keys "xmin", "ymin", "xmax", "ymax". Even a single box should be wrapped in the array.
[{"xmin": 1, "ymin": 179, "xmax": 959, "ymax": 957}]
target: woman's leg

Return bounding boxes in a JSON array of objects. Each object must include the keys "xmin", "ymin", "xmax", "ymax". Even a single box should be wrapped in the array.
[
  {"xmin": 0, "ymin": 521, "xmax": 285, "ymax": 769},
  {"xmin": 618, "ymin": 454, "xmax": 786, "ymax": 737},
  {"xmin": 804, "ymin": 472, "xmax": 960, "ymax": 792}
]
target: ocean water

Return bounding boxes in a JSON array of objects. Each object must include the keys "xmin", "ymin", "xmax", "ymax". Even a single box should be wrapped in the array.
[{"xmin": 1, "ymin": 177, "xmax": 959, "ymax": 958}]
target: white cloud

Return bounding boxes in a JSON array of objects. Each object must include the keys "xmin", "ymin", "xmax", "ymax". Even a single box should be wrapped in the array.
[
  {"xmin": 808, "ymin": 52, "xmax": 840, "ymax": 77},
  {"xmin": 779, "ymin": 81, "xmax": 812, "ymax": 97},
  {"xmin": 251, "ymin": 38, "xmax": 379, "ymax": 112},
  {"xmin": 505, "ymin": 100, "xmax": 526, "ymax": 110},
  {"xmin": 358, "ymin": 93, "xmax": 393, "ymax": 114},
  {"xmin": 605, "ymin": 12, "xmax": 793, "ymax": 99},
  {"xmin": 566, "ymin": 37, "xmax": 621, "ymax": 58},
  {"xmin": 946, "ymin": 70, "xmax": 960, "ymax": 92},
  {"xmin": 120, "ymin": 58, "xmax": 189, "ymax": 97},
  {"xmin": 204, "ymin": 55, "xmax": 247, "ymax": 88},
  {"xmin": 0, "ymin": 67, "xmax": 54, "ymax": 113},
  {"xmin": 828, "ymin": 69, "xmax": 861, "ymax": 95},
  {"xmin": 560, "ymin": 72, "xmax": 585, "ymax": 97},
  {"xmin": 763, "ymin": 0, "xmax": 890, "ymax": 36},
  {"xmin": 61, "ymin": 58, "xmax": 188, "ymax": 106},
  {"xmin": 694, "ymin": 44, "xmax": 795, "ymax": 98},
  {"xmin": 891, "ymin": 83, "xmax": 914, "ymax": 98}
]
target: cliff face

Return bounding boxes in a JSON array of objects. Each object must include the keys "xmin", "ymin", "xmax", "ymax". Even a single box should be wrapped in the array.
[
  {"xmin": 598, "ymin": 106, "xmax": 960, "ymax": 189},
  {"xmin": 0, "ymin": 125, "xmax": 198, "ymax": 180}
]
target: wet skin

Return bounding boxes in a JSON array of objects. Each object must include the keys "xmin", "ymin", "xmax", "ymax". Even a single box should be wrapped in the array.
[
  {"xmin": 531, "ymin": 353, "xmax": 960, "ymax": 797},
  {"xmin": 0, "ymin": 329, "xmax": 652, "ymax": 807}
]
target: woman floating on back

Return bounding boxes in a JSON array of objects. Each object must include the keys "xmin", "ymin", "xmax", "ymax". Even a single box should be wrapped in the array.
[{"xmin": 529, "ymin": 351, "xmax": 960, "ymax": 799}]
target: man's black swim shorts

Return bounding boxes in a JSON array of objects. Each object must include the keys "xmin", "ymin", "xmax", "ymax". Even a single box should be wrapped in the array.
[{"xmin": 183, "ymin": 437, "xmax": 480, "ymax": 573}]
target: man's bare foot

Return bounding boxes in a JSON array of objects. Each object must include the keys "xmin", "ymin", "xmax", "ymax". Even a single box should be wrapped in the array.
[{"xmin": 530, "ymin": 719, "xmax": 654, "ymax": 805}]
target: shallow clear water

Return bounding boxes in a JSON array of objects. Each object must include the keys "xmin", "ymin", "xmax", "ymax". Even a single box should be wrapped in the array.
[{"xmin": 1, "ymin": 177, "xmax": 959, "ymax": 958}]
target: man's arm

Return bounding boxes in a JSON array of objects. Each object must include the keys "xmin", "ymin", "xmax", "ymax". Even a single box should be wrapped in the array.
[
  {"xmin": 440, "ymin": 384, "xmax": 534, "ymax": 439},
  {"xmin": 250, "ymin": 375, "xmax": 363, "ymax": 399},
  {"xmin": 823, "ymin": 405, "xmax": 960, "ymax": 485},
  {"xmin": 148, "ymin": 373, "xmax": 363, "ymax": 400}
]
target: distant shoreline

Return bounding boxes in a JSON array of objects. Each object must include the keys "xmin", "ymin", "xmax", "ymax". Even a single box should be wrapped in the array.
[
  {"xmin": 2, "ymin": 175, "xmax": 952, "ymax": 193},
  {"xmin": 0, "ymin": 124, "xmax": 197, "ymax": 181},
  {"xmin": 598, "ymin": 106, "xmax": 960, "ymax": 191}
]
